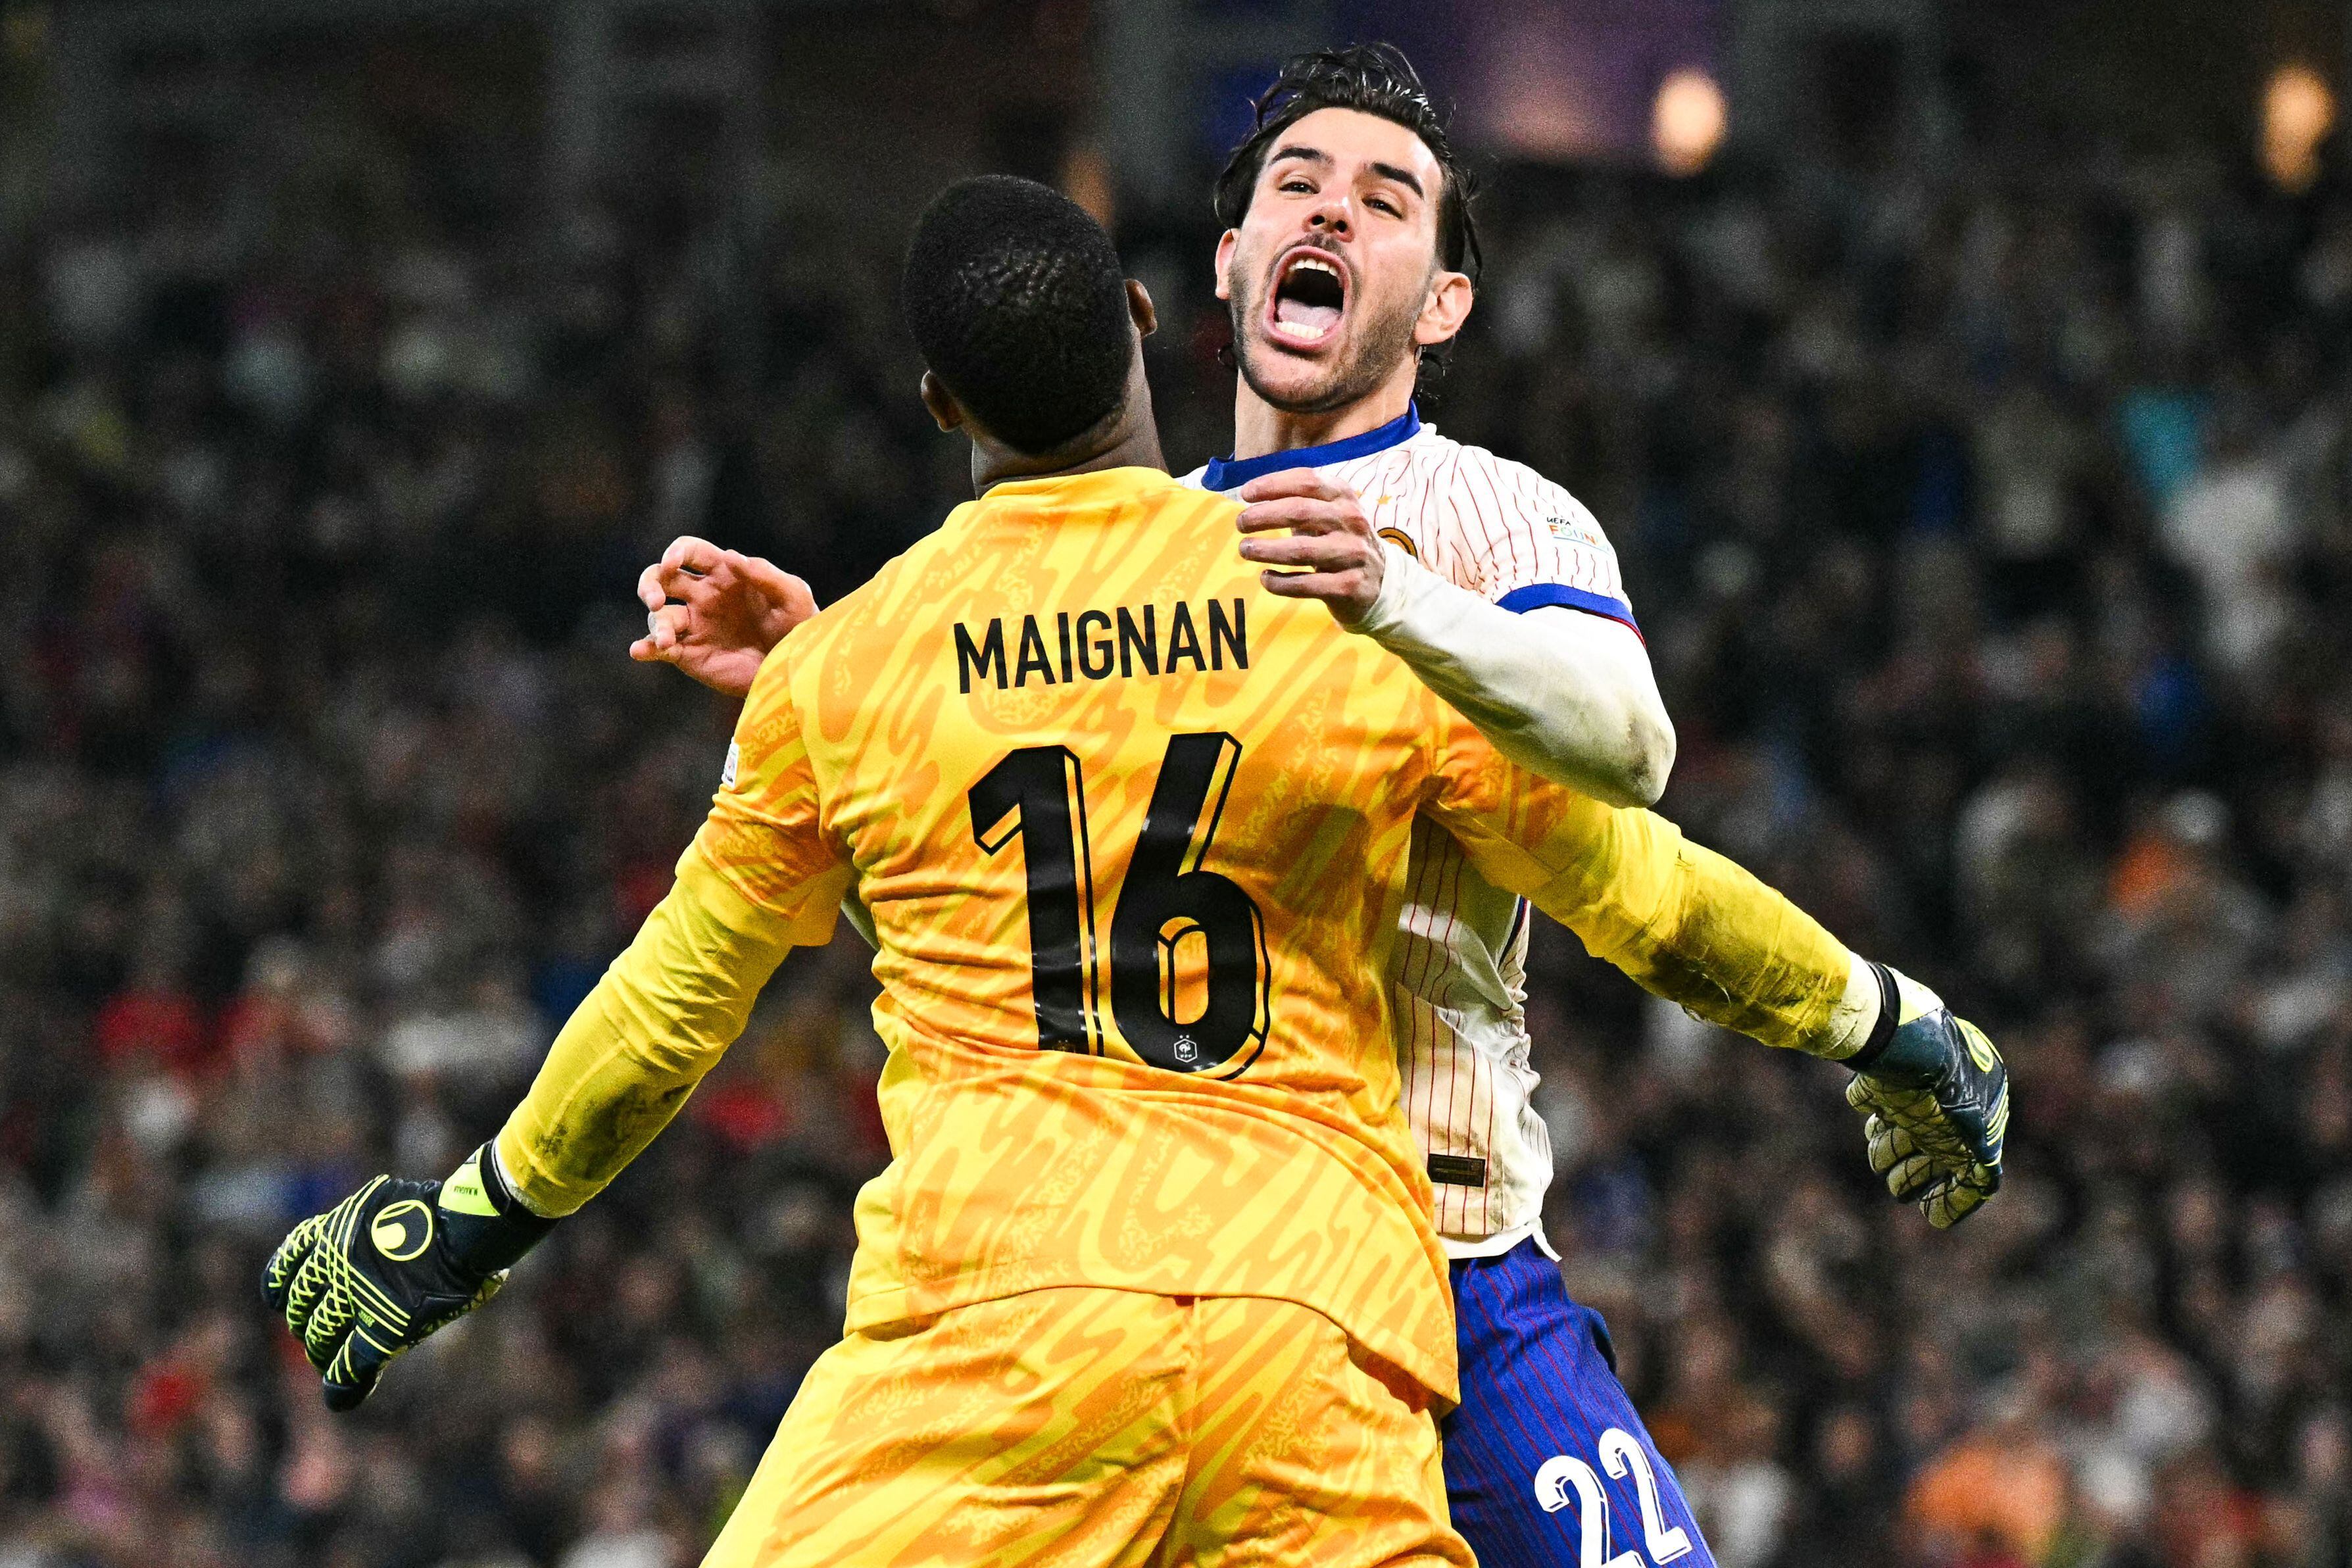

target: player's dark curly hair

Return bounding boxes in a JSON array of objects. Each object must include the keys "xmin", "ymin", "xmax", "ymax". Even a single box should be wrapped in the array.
[
  {"xmin": 1213, "ymin": 43, "xmax": 1482, "ymax": 283},
  {"xmin": 900, "ymin": 175, "xmax": 1133, "ymax": 455}
]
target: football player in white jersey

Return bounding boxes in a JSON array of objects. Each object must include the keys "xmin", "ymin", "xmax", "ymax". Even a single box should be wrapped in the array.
[{"xmin": 629, "ymin": 44, "xmax": 2007, "ymax": 1568}]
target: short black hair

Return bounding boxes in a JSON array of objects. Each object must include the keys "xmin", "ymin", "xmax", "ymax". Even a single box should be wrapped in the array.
[
  {"xmin": 1213, "ymin": 43, "xmax": 1481, "ymax": 282},
  {"xmin": 900, "ymin": 175, "xmax": 1133, "ymax": 455}
]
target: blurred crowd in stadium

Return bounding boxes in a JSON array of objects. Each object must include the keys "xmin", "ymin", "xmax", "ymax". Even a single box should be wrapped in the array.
[{"xmin": 5, "ymin": 86, "xmax": 2352, "ymax": 1568}]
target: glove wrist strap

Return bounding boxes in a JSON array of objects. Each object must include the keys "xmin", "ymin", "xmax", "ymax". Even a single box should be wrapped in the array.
[
  {"xmin": 441, "ymin": 1142, "xmax": 557, "ymax": 1276},
  {"xmin": 1842, "ymin": 961, "xmax": 1901, "ymax": 1073},
  {"xmin": 476, "ymin": 1139, "xmax": 542, "ymax": 1222}
]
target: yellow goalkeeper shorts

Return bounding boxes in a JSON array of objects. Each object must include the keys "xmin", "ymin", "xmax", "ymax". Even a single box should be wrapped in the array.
[{"xmin": 702, "ymin": 1286, "xmax": 1471, "ymax": 1568}]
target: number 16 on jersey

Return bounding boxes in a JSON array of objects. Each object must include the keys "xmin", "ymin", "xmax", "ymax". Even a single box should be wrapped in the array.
[{"xmin": 969, "ymin": 732, "xmax": 1271, "ymax": 1079}]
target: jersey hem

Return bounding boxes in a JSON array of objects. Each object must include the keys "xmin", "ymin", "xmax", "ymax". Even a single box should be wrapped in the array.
[
  {"xmin": 844, "ymin": 1271, "xmax": 1459, "ymax": 1407},
  {"xmin": 1439, "ymin": 1219, "xmax": 1557, "ymax": 1262}
]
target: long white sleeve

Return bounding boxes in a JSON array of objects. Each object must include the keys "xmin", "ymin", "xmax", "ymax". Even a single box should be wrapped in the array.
[
  {"xmin": 1352, "ymin": 543, "xmax": 1677, "ymax": 808},
  {"xmin": 1352, "ymin": 548, "xmax": 1886, "ymax": 1052}
]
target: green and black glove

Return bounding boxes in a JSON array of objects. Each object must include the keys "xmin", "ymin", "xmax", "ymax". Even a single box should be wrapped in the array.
[
  {"xmin": 262, "ymin": 1141, "xmax": 554, "ymax": 1411},
  {"xmin": 1843, "ymin": 964, "xmax": 2009, "ymax": 1229}
]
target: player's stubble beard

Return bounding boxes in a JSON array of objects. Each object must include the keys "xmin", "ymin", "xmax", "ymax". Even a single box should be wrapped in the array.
[{"xmin": 1225, "ymin": 246, "xmax": 1428, "ymax": 418}]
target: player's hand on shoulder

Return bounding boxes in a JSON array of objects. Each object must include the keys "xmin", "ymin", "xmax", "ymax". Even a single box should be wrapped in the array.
[
  {"xmin": 631, "ymin": 535, "xmax": 818, "ymax": 698},
  {"xmin": 1235, "ymin": 468, "xmax": 1386, "ymax": 627},
  {"xmin": 1843, "ymin": 964, "xmax": 2009, "ymax": 1230}
]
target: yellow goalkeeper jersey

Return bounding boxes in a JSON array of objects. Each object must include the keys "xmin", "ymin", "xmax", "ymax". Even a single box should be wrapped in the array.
[
  {"xmin": 501, "ymin": 464, "xmax": 1855, "ymax": 1405},
  {"xmin": 673, "ymin": 466, "xmax": 1840, "ymax": 1401}
]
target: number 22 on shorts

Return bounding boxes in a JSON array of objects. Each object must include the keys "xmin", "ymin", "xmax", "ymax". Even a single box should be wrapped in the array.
[{"xmin": 1534, "ymin": 1427, "xmax": 1694, "ymax": 1568}]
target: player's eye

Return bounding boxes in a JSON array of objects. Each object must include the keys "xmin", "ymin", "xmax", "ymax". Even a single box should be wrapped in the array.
[
  {"xmin": 1367, "ymin": 194, "xmax": 1402, "ymax": 216},
  {"xmin": 1279, "ymin": 178, "xmax": 1314, "ymax": 194}
]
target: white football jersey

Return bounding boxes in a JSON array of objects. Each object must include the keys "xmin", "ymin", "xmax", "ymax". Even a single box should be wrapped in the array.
[{"xmin": 1187, "ymin": 406, "xmax": 1636, "ymax": 1256}]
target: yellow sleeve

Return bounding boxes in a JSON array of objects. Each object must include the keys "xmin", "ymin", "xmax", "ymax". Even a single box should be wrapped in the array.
[
  {"xmin": 1423, "ymin": 723, "xmax": 1853, "ymax": 1053},
  {"xmin": 497, "ymin": 650, "xmax": 856, "ymax": 1215},
  {"xmin": 495, "ymin": 849, "xmax": 800, "ymax": 1214},
  {"xmin": 693, "ymin": 640, "xmax": 858, "ymax": 923}
]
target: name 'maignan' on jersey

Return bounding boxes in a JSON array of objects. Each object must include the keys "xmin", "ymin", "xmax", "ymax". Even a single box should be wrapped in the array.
[{"xmin": 692, "ymin": 465, "xmax": 1659, "ymax": 1403}]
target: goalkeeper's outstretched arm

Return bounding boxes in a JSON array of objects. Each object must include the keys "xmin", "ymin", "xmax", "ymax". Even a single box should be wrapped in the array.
[
  {"xmin": 267, "ymin": 631, "xmax": 854, "ymax": 1409},
  {"xmin": 1427, "ymin": 767, "xmax": 2008, "ymax": 1229},
  {"xmin": 262, "ymin": 848, "xmax": 818, "ymax": 1409},
  {"xmin": 493, "ymin": 848, "xmax": 801, "ymax": 1214}
]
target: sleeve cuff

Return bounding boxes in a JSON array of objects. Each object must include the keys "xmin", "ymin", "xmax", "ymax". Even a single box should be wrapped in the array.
[
  {"xmin": 1494, "ymin": 583, "xmax": 1641, "ymax": 638},
  {"xmin": 1348, "ymin": 541, "xmax": 1422, "ymax": 641}
]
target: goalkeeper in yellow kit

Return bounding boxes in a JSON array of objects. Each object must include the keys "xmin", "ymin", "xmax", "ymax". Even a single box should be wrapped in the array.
[{"xmin": 264, "ymin": 178, "xmax": 2003, "ymax": 1567}]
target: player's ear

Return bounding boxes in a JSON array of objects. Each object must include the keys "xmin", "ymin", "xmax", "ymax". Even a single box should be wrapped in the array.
[
  {"xmin": 1126, "ymin": 280, "xmax": 1158, "ymax": 340},
  {"xmin": 1213, "ymin": 230, "xmax": 1238, "ymax": 302},
  {"xmin": 1413, "ymin": 268, "xmax": 1473, "ymax": 349},
  {"xmin": 919, "ymin": 370, "xmax": 964, "ymax": 435}
]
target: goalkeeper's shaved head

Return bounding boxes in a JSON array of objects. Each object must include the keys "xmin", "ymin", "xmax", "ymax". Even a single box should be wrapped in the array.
[{"xmin": 901, "ymin": 176, "xmax": 1137, "ymax": 456}]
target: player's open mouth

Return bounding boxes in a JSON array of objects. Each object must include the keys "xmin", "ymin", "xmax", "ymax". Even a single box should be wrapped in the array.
[{"xmin": 1267, "ymin": 247, "xmax": 1348, "ymax": 347}]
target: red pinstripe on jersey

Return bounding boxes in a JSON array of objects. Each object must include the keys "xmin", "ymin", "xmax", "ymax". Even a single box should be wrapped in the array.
[{"xmin": 1188, "ymin": 420, "xmax": 1629, "ymax": 1254}]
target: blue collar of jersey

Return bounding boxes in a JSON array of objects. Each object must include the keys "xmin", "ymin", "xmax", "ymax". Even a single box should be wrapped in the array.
[{"xmin": 1199, "ymin": 404, "xmax": 1421, "ymax": 493}]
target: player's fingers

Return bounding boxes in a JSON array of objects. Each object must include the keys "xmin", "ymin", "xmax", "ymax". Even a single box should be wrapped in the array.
[
  {"xmin": 1924, "ymin": 1197, "xmax": 1974, "ymax": 1230},
  {"xmin": 322, "ymin": 1376, "xmax": 372, "ymax": 1413},
  {"xmin": 1926, "ymin": 1190, "xmax": 1986, "ymax": 1229},
  {"xmin": 636, "ymin": 560, "xmax": 668, "ymax": 612},
  {"xmin": 1850, "ymin": 1075, "xmax": 1934, "ymax": 1121},
  {"xmin": 734, "ymin": 552, "xmax": 804, "ymax": 598},
  {"xmin": 743, "ymin": 560, "xmax": 821, "ymax": 637},
  {"xmin": 650, "ymin": 557, "xmax": 724, "ymax": 607},
  {"xmin": 1885, "ymin": 1085, "xmax": 1942, "ymax": 1119},
  {"xmin": 322, "ymin": 1322, "xmax": 400, "ymax": 1412},
  {"xmin": 1923, "ymin": 1167, "xmax": 1997, "ymax": 1229},
  {"xmin": 297, "ymin": 1282, "xmax": 353, "ymax": 1373},
  {"xmin": 689, "ymin": 549, "xmax": 745, "ymax": 587},
  {"xmin": 1871, "ymin": 1090, "xmax": 1957, "ymax": 1150},
  {"xmin": 1873, "ymin": 1115, "xmax": 1976, "ymax": 1195},
  {"xmin": 1234, "ymin": 495, "xmax": 1366, "ymax": 535},
  {"xmin": 660, "ymin": 535, "xmax": 727, "ymax": 577},
  {"xmin": 260, "ymin": 1217, "xmax": 322, "ymax": 1313},
  {"xmin": 1238, "ymin": 533, "xmax": 1373, "ymax": 570},
  {"xmin": 631, "ymin": 635, "xmax": 693, "ymax": 666},
  {"xmin": 1259, "ymin": 568, "xmax": 1371, "ymax": 604},
  {"xmin": 1235, "ymin": 467, "xmax": 1352, "ymax": 504},
  {"xmin": 1890, "ymin": 1110, "xmax": 1971, "ymax": 1164},
  {"xmin": 1883, "ymin": 1152, "xmax": 1940, "ymax": 1204},
  {"xmin": 281, "ymin": 1242, "xmax": 338, "ymax": 1343},
  {"xmin": 1861, "ymin": 1114, "xmax": 1913, "ymax": 1173},
  {"xmin": 641, "ymin": 604, "xmax": 691, "ymax": 654}
]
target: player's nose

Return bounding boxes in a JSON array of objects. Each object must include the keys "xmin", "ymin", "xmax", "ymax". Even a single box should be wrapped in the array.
[{"xmin": 1304, "ymin": 200, "xmax": 1352, "ymax": 238}]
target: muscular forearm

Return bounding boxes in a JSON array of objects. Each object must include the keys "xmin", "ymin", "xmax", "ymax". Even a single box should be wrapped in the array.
[
  {"xmin": 495, "ymin": 848, "xmax": 794, "ymax": 1215},
  {"xmin": 1354, "ymin": 548, "xmax": 1675, "ymax": 807}
]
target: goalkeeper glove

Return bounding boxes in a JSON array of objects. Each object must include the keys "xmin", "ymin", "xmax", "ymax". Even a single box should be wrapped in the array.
[
  {"xmin": 262, "ymin": 1141, "xmax": 554, "ymax": 1411},
  {"xmin": 1843, "ymin": 964, "xmax": 2009, "ymax": 1229}
]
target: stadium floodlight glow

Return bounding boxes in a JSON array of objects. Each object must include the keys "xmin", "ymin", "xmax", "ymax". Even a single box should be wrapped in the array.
[
  {"xmin": 2263, "ymin": 64, "xmax": 2334, "ymax": 193},
  {"xmin": 1653, "ymin": 68, "xmax": 1727, "ymax": 176}
]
